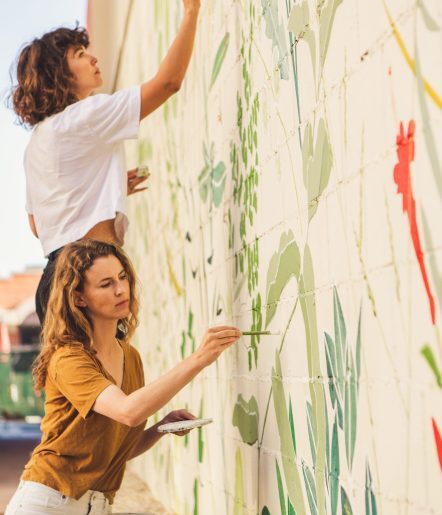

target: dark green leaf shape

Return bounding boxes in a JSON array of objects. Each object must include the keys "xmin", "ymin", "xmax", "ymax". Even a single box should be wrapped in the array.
[
  {"xmin": 193, "ymin": 478, "xmax": 198, "ymax": 515},
  {"xmin": 275, "ymin": 459, "xmax": 286, "ymax": 515},
  {"xmin": 210, "ymin": 33, "xmax": 230, "ymax": 89},
  {"xmin": 287, "ymin": 1, "xmax": 316, "ymax": 82},
  {"xmin": 272, "ymin": 351, "xmax": 307, "ymax": 514},
  {"xmin": 302, "ymin": 119, "xmax": 333, "ymax": 221},
  {"xmin": 330, "ymin": 414, "xmax": 339, "ymax": 515},
  {"xmin": 319, "ymin": 0, "xmax": 344, "ymax": 68},
  {"xmin": 288, "ymin": 498, "xmax": 296, "ymax": 515},
  {"xmin": 325, "ymin": 331, "xmax": 343, "ymax": 428},
  {"xmin": 365, "ymin": 461, "xmax": 378, "ymax": 515},
  {"xmin": 302, "ymin": 463, "xmax": 317, "ymax": 515},
  {"xmin": 344, "ymin": 349, "xmax": 358, "ymax": 470},
  {"xmin": 198, "ymin": 400, "xmax": 204, "ymax": 462},
  {"xmin": 265, "ymin": 231, "xmax": 301, "ymax": 328},
  {"xmin": 421, "ymin": 344, "xmax": 442, "ymax": 388},
  {"xmin": 261, "ymin": 0, "xmax": 289, "ymax": 79},
  {"xmin": 355, "ymin": 305, "xmax": 362, "ymax": 386},
  {"xmin": 306, "ymin": 401, "xmax": 317, "ymax": 464},
  {"xmin": 341, "ymin": 486, "xmax": 354, "ymax": 515},
  {"xmin": 261, "ymin": 507, "xmax": 271, "ymax": 515},
  {"xmin": 232, "ymin": 394, "xmax": 259, "ymax": 445},
  {"xmin": 289, "ymin": 396, "xmax": 297, "ymax": 455}
]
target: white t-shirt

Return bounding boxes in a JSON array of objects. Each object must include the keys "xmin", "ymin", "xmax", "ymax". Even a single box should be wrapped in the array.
[{"xmin": 24, "ymin": 86, "xmax": 141, "ymax": 257}]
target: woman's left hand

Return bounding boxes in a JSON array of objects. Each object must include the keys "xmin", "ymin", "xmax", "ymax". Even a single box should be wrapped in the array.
[
  {"xmin": 127, "ymin": 168, "xmax": 149, "ymax": 196},
  {"xmin": 159, "ymin": 409, "xmax": 197, "ymax": 436}
]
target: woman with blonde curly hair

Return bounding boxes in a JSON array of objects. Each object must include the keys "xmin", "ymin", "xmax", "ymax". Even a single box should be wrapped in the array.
[
  {"xmin": 10, "ymin": 0, "xmax": 201, "ymax": 326},
  {"xmin": 5, "ymin": 239, "xmax": 241, "ymax": 514}
]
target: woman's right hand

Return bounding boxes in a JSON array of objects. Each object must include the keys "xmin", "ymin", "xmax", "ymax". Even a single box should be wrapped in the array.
[
  {"xmin": 183, "ymin": 0, "xmax": 200, "ymax": 14},
  {"xmin": 195, "ymin": 326, "xmax": 241, "ymax": 368}
]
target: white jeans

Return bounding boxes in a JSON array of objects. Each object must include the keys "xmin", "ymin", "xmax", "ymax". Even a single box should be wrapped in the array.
[{"xmin": 5, "ymin": 480, "xmax": 111, "ymax": 514}]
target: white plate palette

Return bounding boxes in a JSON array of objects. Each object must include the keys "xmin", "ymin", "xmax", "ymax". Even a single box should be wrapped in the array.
[{"xmin": 157, "ymin": 418, "xmax": 213, "ymax": 433}]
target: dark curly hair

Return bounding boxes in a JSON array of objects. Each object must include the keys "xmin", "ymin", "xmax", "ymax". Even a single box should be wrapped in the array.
[{"xmin": 10, "ymin": 25, "xmax": 90, "ymax": 127}]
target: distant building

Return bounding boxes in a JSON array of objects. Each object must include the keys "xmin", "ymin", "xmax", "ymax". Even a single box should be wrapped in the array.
[{"xmin": 0, "ymin": 267, "xmax": 42, "ymax": 352}]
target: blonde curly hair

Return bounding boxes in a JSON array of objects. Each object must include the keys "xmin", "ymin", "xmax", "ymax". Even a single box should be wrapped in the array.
[{"xmin": 32, "ymin": 239, "xmax": 139, "ymax": 390}]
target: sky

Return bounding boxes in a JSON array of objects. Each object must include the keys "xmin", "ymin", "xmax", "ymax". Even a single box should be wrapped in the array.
[{"xmin": 0, "ymin": 0, "xmax": 87, "ymax": 278}]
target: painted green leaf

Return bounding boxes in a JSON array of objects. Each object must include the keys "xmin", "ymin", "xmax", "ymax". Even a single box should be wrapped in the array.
[
  {"xmin": 234, "ymin": 448, "xmax": 245, "ymax": 515},
  {"xmin": 232, "ymin": 394, "xmax": 259, "ymax": 445},
  {"xmin": 341, "ymin": 487, "xmax": 354, "ymax": 515},
  {"xmin": 330, "ymin": 414, "xmax": 339, "ymax": 515},
  {"xmin": 306, "ymin": 401, "xmax": 317, "ymax": 464},
  {"xmin": 421, "ymin": 344, "xmax": 442, "ymax": 388},
  {"xmin": 365, "ymin": 462, "xmax": 378, "ymax": 515},
  {"xmin": 210, "ymin": 33, "xmax": 230, "ymax": 89},
  {"xmin": 261, "ymin": 507, "xmax": 271, "ymax": 515},
  {"xmin": 198, "ymin": 400, "xmax": 204, "ymax": 462},
  {"xmin": 355, "ymin": 305, "xmax": 362, "ymax": 386},
  {"xmin": 306, "ymin": 118, "xmax": 333, "ymax": 221},
  {"xmin": 193, "ymin": 478, "xmax": 198, "ymax": 515},
  {"xmin": 288, "ymin": 498, "xmax": 296, "ymax": 515},
  {"xmin": 333, "ymin": 287, "xmax": 346, "ymax": 427},
  {"xmin": 261, "ymin": 0, "xmax": 289, "ymax": 79},
  {"xmin": 265, "ymin": 231, "xmax": 301, "ymax": 327},
  {"xmin": 275, "ymin": 459, "xmax": 287, "ymax": 515},
  {"xmin": 344, "ymin": 350, "xmax": 358, "ymax": 470},
  {"xmin": 302, "ymin": 463, "xmax": 317, "ymax": 515},
  {"xmin": 287, "ymin": 2, "xmax": 316, "ymax": 82},
  {"xmin": 319, "ymin": 0, "xmax": 344, "ymax": 68},
  {"xmin": 302, "ymin": 122, "xmax": 313, "ymax": 187},
  {"xmin": 272, "ymin": 351, "xmax": 306, "ymax": 514}
]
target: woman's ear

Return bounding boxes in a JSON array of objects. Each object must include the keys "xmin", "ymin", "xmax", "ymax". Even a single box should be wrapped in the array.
[{"xmin": 73, "ymin": 291, "xmax": 87, "ymax": 308}]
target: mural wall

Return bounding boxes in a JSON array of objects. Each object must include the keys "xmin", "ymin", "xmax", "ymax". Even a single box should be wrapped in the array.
[{"xmin": 89, "ymin": 0, "xmax": 442, "ymax": 513}]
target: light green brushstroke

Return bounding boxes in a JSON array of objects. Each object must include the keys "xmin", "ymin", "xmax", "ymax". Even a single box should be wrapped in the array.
[
  {"xmin": 287, "ymin": 1, "xmax": 317, "ymax": 82},
  {"xmin": 272, "ymin": 351, "xmax": 306, "ymax": 514},
  {"xmin": 420, "ymin": 208, "xmax": 442, "ymax": 310},
  {"xmin": 275, "ymin": 458, "xmax": 287, "ymax": 515},
  {"xmin": 232, "ymin": 394, "xmax": 259, "ymax": 445},
  {"xmin": 302, "ymin": 463, "xmax": 318, "ymax": 515},
  {"xmin": 261, "ymin": 0, "xmax": 289, "ymax": 79},
  {"xmin": 265, "ymin": 231, "xmax": 301, "ymax": 327},
  {"xmin": 234, "ymin": 448, "xmax": 245, "ymax": 515},
  {"xmin": 344, "ymin": 349, "xmax": 358, "ymax": 470},
  {"xmin": 298, "ymin": 245, "xmax": 327, "ymax": 515},
  {"xmin": 210, "ymin": 33, "xmax": 230, "ymax": 89},
  {"xmin": 302, "ymin": 119, "xmax": 333, "ymax": 221},
  {"xmin": 415, "ymin": 41, "xmax": 442, "ymax": 199},
  {"xmin": 417, "ymin": 0, "xmax": 440, "ymax": 31},
  {"xmin": 421, "ymin": 344, "xmax": 442, "ymax": 388},
  {"xmin": 319, "ymin": 0, "xmax": 344, "ymax": 68}
]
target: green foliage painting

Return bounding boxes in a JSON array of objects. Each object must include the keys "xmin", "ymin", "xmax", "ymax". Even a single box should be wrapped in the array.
[{"xmin": 89, "ymin": 0, "xmax": 442, "ymax": 512}]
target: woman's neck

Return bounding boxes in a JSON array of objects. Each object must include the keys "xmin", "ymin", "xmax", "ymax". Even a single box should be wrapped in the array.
[{"xmin": 91, "ymin": 318, "xmax": 119, "ymax": 356}]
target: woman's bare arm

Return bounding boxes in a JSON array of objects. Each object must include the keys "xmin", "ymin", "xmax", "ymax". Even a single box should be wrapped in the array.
[
  {"xmin": 28, "ymin": 214, "xmax": 38, "ymax": 238},
  {"xmin": 140, "ymin": 3, "xmax": 200, "ymax": 120},
  {"xmin": 92, "ymin": 326, "xmax": 240, "ymax": 427}
]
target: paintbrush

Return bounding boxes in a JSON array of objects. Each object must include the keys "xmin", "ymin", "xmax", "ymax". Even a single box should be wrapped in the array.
[{"xmin": 241, "ymin": 330, "xmax": 280, "ymax": 336}]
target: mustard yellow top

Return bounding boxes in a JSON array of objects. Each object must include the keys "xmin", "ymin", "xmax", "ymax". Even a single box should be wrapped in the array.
[{"xmin": 21, "ymin": 340, "xmax": 146, "ymax": 504}]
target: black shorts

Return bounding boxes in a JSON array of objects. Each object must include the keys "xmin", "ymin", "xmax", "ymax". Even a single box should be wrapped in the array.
[{"xmin": 35, "ymin": 247, "xmax": 64, "ymax": 326}]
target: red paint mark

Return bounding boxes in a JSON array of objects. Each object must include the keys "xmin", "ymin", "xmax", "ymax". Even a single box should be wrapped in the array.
[
  {"xmin": 432, "ymin": 418, "xmax": 442, "ymax": 472},
  {"xmin": 393, "ymin": 121, "xmax": 436, "ymax": 324}
]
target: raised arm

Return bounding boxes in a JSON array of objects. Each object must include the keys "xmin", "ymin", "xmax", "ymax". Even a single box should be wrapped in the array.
[
  {"xmin": 92, "ymin": 326, "xmax": 240, "ymax": 427},
  {"xmin": 139, "ymin": 1, "xmax": 200, "ymax": 121}
]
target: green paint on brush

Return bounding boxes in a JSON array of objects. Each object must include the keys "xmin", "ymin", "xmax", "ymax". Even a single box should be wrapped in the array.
[{"xmin": 232, "ymin": 394, "xmax": 259, "ymax": 445}]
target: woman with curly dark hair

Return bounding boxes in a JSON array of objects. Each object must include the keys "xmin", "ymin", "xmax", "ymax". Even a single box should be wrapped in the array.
[
  {"xmin": 4, "ymin": 239, "xmax": 241, "ymax": 514},
  {"xmin": 10, "ymin": 0, "xmax": 201, "ymax": 326}
]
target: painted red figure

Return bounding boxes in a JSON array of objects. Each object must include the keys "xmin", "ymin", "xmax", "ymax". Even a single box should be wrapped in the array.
[
  {"xmin": 393, "ymin": 120, "xmax": 436, "ymax": 324},
  {"xmin": 432, "ymin": 418, "xmax": 442, "ymax": 472}
]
